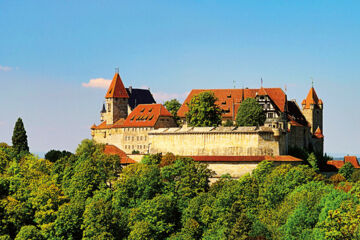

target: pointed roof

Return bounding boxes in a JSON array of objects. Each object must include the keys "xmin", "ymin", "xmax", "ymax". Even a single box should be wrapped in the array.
[
  {"xmin": 303, "ymin": 87, "xmax": 322, "ymax": 109},
  {"xmin": 314, "ymin": 126, "xmax": 324, "ymax": 139},
  {"xmin": 105, "ymin": 73, "xmax": 129, "ymax": 99}
]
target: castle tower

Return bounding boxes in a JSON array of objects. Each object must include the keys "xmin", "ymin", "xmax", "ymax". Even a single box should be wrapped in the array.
[
  {"xmin": 101, "ymin": 72, "xmax": 129, "ymax": 125},
  {"xmin": 301, "ymin": 86, "xmax": 323, "ymax": 135}
]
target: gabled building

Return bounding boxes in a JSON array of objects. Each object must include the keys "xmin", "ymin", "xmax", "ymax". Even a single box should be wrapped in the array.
[
  {"xmin": 176, "ymin": 85, "xmax": 324, "ymax": 155},
  {"xmin": 92, "ymin": 72, "xmax": 177, "ymax": 154}
]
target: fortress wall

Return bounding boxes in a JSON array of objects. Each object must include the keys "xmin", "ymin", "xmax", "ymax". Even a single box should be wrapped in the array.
[
  {"xmin": 206, "ymin": 162, "xmax": 259, "ymax": 178},
  {"xmin": 92, "ymin": 128, "xmax": 125, "ymax": 151},
  {"xmin": 149, "ymin": 127, "xmax": 284, "ymax": 156},
  {"xmin": 207, "ymin": 160, "xmax": 302, "ymax": 180}
]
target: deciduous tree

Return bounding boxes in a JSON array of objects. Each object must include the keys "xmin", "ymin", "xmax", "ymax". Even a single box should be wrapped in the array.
[
  {"xmin": 186, "ymin": 92, "xmax": 222, "ymax": 127},
  {"xmin": 236, "ymin": 98, "xmax": 266, "ymax": 126}
]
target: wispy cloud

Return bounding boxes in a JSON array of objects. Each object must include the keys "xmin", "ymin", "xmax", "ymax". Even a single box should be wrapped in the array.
[
  {"xmin": 0, "ymin": 65, "xmax": 12, "ymax": 72},
  {"xmin": 82, "ymin": 78, "xmax": 111, "ymax": 89},
  {"xmin": 0, "ymin": 121, "xmax": 5, "ymax": 126},
  {"xmin": 153, "ymin": 91, "xmax": 188, "ymax": 103}
]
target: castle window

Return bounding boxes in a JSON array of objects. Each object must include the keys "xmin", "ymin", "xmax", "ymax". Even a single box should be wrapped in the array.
[
  {"xmin": 268, "ymin": 113, "xmax": 274, "ymax": 118},
  {"xmin": 144, "ymin": 136, "xmax": 147, "ymax": 141},
  {"xmin": 108, "ymin": 104, "xmax": 111, "ymax": 112}
]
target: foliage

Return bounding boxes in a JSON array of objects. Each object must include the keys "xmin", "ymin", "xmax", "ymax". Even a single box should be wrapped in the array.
[
  {"xmin": 351, "ymin": 169, "xmax": 360, "ymax": 182},
  {"xmin": 44, "ymin": 149, "xmax": 73, "ymax": 163},
  {"xmin": 185, "ymin": 91, "xmax": 222, "ymax": 127},
  {"xmin": 1, "ymin": 140, "xmax": 360, "ymax": 240},
  {"xmin": 164, "ymin": 99, "xmax": 182, "ymax": 125},
  {"xmin": 307, "ymin": 152, "xmax": 320, "ymax": 172},
  {"xmin": 235, "ymin": 98, "xmax": 266, "ymax": 126},
  {"xmin": 222, "ymin": 119, "xmax": 234, "ymax": 127},
  {"xmin": 131, "ymin": 150, "xmax": 140, "ymax": 154},
  {"xmin": 11, "ymin": 118, "xmax": 29, "ymax": 154},
  {"xmin": 339, "ymin": 162, "xmax": 355, "ymax": 180}
]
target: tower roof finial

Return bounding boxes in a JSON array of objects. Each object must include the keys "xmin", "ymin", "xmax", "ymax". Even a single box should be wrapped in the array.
[
  {"xmin": 311, "ymin": 77, "xmax": 314, "ymax": 88},
  {"xmin": 115, "ymin": 67, "xmax": 119, "ymax": 74}
]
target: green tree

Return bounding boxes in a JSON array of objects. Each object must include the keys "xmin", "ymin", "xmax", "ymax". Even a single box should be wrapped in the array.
[
  {"xmin": 164, "ymin": 99, "xmax": 182, "ymax": 125},
  {"xmin": 185, "ymin": 92, "xmax": 222, "ymax": 127},
  {"xmin": 128, "ymin": 194, "xmax": 178, "ymax": 240},
  {"xmin": 339, "ymin": 162, "xmax": 355, "ymax": 180},
  {"xmin": 44, "ymin": 150, "xmax": 73, "ymax": 163},
  {"xmin": 307, "ymin": 152, "xmax": 320, "ymax": 172},
  {"xmin": 12, "ymin": 118, "xmax": 29, "ymax": 154},
  {"xmin": 14, "ymin": 225, "xmax": 44, "ymax": 240},
  {"xmin": 222, "ymin": 119, "xmax": 234, "ymax": 127},
  {"xmin": 235, "ymin": 98, "xmax": 266, "ymax": 126}
]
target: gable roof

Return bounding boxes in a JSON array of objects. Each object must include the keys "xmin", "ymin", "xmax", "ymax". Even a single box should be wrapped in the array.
[
  {"xmin": 103, "ymin": 145, "xmax": 136, "ymax": 164},
  {"xmin": 302, "ymin": 87, "xmax": 322, "ymax": 109},
  {"xmin": 105, "ymin": 73, "xmax": 129, "ymax": 99},
  {"xmin": 287, "ymin": 100, "xmax": 309, "ymax": 127},
  {"xmin": 177, "ymin": 88, "xmax": 287, "ymax": 118},
  {"xmin": 122, "ymin": 104, "xmax": 173, "ymax": 127},
  {"xmin": 327, "ymin": 156, "xmax": 360, "ymax": 169},
  {"xmin": 126, "ymin": 88, "xmax": 156, "ymax": 110}
]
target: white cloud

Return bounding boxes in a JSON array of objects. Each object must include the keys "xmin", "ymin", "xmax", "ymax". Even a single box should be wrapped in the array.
[
  {"xmin": 82, "ymin": 78, "xmax": 111, "ymax": 89},
  {"xmin": 0, "ymin": 65, "xmax": 12, "ymax": 72},
  {"xmin": 153, "ymin": 91, "xmax": 189, "ymax": 103}
]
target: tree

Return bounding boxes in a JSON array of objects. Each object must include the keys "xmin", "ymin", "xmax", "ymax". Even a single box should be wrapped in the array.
[
  {"xmin": 185, "ymin": 92, "xmax": 222, "ymax": 127},
  {"xmin": 12, "ymin": 118, "xmax": 29, "ymax": 153},
  {"xmin": 235, "ymin": 98, "xmax": 266, "ymax": 126},
  {"xmin": 339, "ymin": 162, "xmax": 355, "ymax": 180},
  {"xmin": 222, "ymin": 119, "xmax": 234, "ymax": 127},
  {"xmin": 44, "ymin": 150, "xmax": 73, "ymax": 163},
  {"xmin": 164, "ymin": 99, "xmax": 182, "ymax": 125},
  {"xmin": 307, "ymin": 152, "xmax": 320, "ymax": 172}
]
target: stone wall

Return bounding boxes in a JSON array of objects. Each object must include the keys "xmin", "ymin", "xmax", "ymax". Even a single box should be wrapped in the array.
[
  {"xmin": 149, "ymin": 126, "xmax": 287, "ymax": 156},
  {"xmin": 206, "ymin": 160, "xmax": 302, "ymax": 180}
]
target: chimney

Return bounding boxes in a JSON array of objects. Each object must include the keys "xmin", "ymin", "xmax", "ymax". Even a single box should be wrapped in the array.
[{"xmin": 128, "ymin": 86, "xmax": 132, "ymax": 94}]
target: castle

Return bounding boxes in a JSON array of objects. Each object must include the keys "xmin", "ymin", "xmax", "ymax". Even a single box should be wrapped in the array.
[{"xmin": 91, "ymin": 72, "xmax": 324, "ymax": 176}]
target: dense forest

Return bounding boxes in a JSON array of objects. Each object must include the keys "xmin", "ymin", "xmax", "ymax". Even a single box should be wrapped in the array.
[{"xmin": 0, "ymin": 138, "xmax": 360, "ymax": 240}]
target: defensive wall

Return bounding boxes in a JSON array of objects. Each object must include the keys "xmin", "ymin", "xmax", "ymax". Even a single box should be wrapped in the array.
[{"xmin": 148, "ymin": 126, "xmax": 287, "ymax": 156}]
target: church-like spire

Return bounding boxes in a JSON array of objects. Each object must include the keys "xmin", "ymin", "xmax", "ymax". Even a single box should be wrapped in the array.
[{"xmin": 105, "ymin": 73, "xmax": 129, "ymax": 99}]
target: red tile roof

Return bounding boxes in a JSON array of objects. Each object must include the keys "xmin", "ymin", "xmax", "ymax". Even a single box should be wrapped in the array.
[
  {"xmin": 177, "ymin": 88, "xmax": 286, "ymax": 118},
  {"xmin": 314, "ymin": 126, "xmax": 324, "ymax": 139},
  {"xmin": 122, "ymin": 104, "xmax": 172, "ymax": 127},
  {"xmin": 103, "ymin": 145, "xmax": 136, "ymax": 164},
  {"xmin": 189, "ymin": 155, "xmax": 303, "ymax": 162},
  {"xmin": 327, "ymin": 156, "xmax": 360, "ymax": 169},
  {"xmin": 91, "ymin": 104, "xmax": 172, "ymax": 129},
  {"xmin": 302, "ymin": 87, "xmax": 322, "ymax": 109},
  {"xmin": 105, "ymin": 73, "xmax": 129, "ymax": 99},
  {"xmin": 92, "ymin": 119, "xmax": 125, "ymax": 130}
]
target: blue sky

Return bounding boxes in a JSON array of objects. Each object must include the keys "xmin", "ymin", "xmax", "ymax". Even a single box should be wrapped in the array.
[{"xmin": 1, "ymin": 0, "xmax": 360, "ymax": 156}]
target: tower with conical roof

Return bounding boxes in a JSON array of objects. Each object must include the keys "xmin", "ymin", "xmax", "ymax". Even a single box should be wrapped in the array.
[
  {"xmin": 302, "ymin": 86, "xmax": 324, "ymax": 154},
  {"xmin": 101, "ymin": 72, "xmax": 129, "ymax": 124},
  {"xmin": 301, "ymin": 86, "xmax": 323, "ymax": 134}
]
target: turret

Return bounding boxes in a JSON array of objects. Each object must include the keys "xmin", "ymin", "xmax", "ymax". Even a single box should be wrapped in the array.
[
  {"xmin": 101, "ymin": 72, "xmax": 129, "ymax": 125},
  {"xmin": 302, "ymin": 86, "xmax": 323, "ymax": 135}
]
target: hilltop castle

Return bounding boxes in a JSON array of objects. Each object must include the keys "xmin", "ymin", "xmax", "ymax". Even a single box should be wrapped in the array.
[{"xmin": 91, "ymin": 72, "xmax": 324, "ymax": 162}]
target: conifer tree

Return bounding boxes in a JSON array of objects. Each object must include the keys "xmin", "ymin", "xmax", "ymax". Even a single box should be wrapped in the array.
[{"xmin": 12, "ymin": 117, "xmax": 29, "ymax": 153}]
